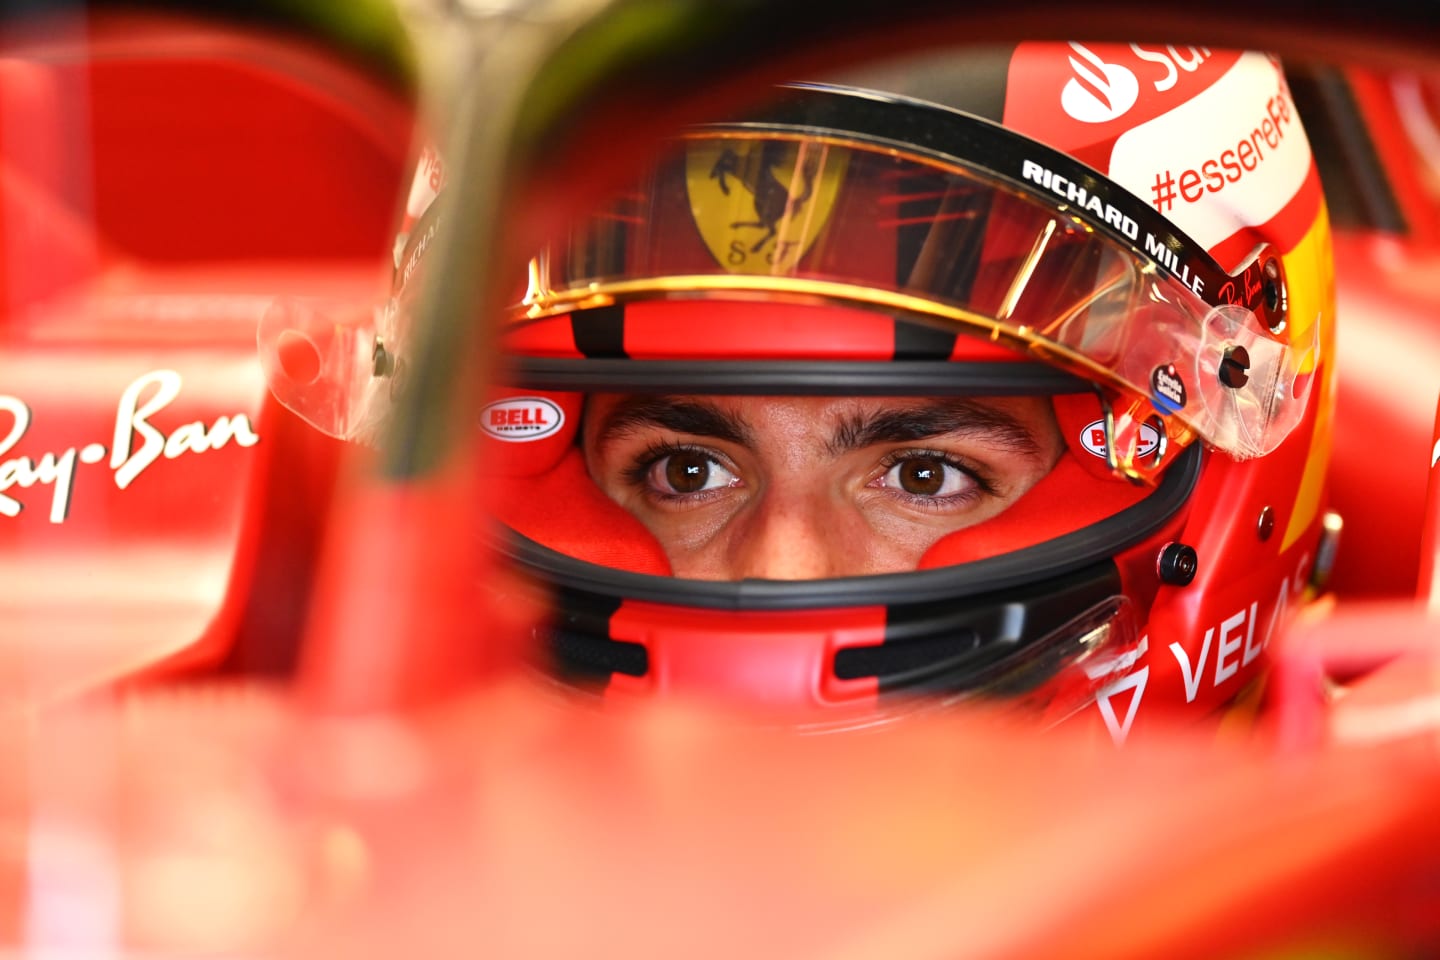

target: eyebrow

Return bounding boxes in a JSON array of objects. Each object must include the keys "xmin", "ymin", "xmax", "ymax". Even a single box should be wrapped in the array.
[
  {"xmin": 593, "ymin": 396, "xmax": 753, "ymax": 447},
  {"xmin": 827, "ymin": 398, "xmax": 1042, "ymax": 456},
  {"xmin": 592, "ymin": 395, "xmax": 1041, "ymax": 457}
]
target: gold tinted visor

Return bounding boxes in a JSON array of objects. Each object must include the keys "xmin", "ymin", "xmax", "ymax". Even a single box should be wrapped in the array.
[{"xmin": 519, "ymin": 121, "xmax": 1316, "ymax": 482}]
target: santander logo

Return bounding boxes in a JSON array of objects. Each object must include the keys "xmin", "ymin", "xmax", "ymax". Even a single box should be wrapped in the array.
[
  {"xmin": 1061, "ymin": 43, "xmax": 1139, "ymax": 124},
  {"xmin": 1058, "ymin": 43, "xmax": 1217, "ymax": 126}
]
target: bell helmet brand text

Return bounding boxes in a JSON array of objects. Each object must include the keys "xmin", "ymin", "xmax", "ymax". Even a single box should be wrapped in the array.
[
  {"xmin": 481, "ymin": 397, "xmax": 564, "ymax": 442},
  {"xmin": 1080, "ymin": 419, "xmax": 1162, "ymax": 459}
]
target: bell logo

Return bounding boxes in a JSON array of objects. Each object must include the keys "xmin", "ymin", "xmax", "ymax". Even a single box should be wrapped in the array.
[
  {"xmin": 1080, "ymin": 419, "xmax": 1162, "ymax": 460},
  {"xmin": 1061, "ymin": 42, "xmax": 1139, "ymax": 124},
  {"xmin": 480, "ymin": 397, "xmax": 564, "ymax": 442}
]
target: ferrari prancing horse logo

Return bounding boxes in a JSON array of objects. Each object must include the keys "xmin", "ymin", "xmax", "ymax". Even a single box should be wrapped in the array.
[{"xmin": 685, "ymin": 139, "xmax": 847, "ymax": 275}]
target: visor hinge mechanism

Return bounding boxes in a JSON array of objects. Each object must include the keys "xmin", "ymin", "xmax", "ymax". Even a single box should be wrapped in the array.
[{"xmin": 1218, "ymin": 345, "xmax": 1251, "ymax": 389}]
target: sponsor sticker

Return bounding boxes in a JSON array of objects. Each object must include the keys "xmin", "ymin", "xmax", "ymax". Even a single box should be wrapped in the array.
[
  {"xmin": 1108, "ymin": 53, "xmax": 1310, "ymax": 254},
  {"xmin": 1061, "ymin": 43, "xmax": 1140, "ymax": 124},
  {"xmin": 1004, "ymin": 42, "xmax": 1235, "ymax": 173},
  {"xmin": 1150, "ymin": 365, "xmax": 1188, "ymax": 414},
  {"xmin": 1079, "ymin": 418, "xmax": 1162, "ymax": 460},
  {"xmin": 480, "ymin": 397, "xmax": 564, "ymax": 442},
  {"xmin": 0, "ymin": 370, "xmax": 260, "ymax": 524}
]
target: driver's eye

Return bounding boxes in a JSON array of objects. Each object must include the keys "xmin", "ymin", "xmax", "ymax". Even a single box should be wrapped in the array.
[
  {"xmin": 666, "ymin": 450, "xmax": 712, "ymax": 493},
  {"xmin": 881, "ymin": 455, "xmax": 970, "ymax": 498},
  {"xmin": 648, "ymin": 450, "xmax": 736, "ymax": 495},
  {"xmin": 896, "ymin": 457, "xmax": 946, "ymax": 495}
]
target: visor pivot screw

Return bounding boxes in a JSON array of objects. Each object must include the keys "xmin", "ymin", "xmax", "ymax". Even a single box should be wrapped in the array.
[
  {"xmin": 372, "ymin": 338, "xmax": 394, "ymax": 378},
  {"xmin": 1218, "ymin": 345, "xmax": 1251, "ymax": 389},
  {"xmin": 1257, "ymin": 506, "xmax": 1275, "ymax": 541},
  {"xmin": 1157, "ymin": 542, "xmax": 1199, "ymax": 586}
]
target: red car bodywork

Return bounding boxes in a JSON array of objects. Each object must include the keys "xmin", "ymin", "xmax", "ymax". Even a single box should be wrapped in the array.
[
  {"xmin": 0, "ymin": 8, "xmax": 1438, "ymax": 958},
  {"xmin": 0, "ymin": 10, "xmax": 409, "ymax": 695},
  {"xmin": 1316, "ymin": 62, "xmax": 1440, "ymax": 601}
]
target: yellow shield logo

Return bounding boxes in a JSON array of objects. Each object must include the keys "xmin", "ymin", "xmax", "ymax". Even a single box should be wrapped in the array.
[{"xmin": 685, "ymin": 138, "xmax": 848, "ymax": 275}]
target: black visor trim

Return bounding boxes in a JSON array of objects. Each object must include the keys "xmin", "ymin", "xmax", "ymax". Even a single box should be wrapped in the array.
[
  {"xmin": 500, "ymin": 444, "xmax": 1199, "ymax": 612},
  {"xmin": 569, "ymin": 303, "xmax": 628, "ymax": 358},
  {"xmin": 892, "ymin": 315, "xmax": 960, "ymax": 360},
  {"xmin": 509, "ymin": 357, "xmax": 1091, "ymax": 396}
]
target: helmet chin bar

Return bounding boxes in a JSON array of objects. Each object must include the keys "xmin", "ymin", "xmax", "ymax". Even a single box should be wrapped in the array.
[
  {"xmin": 493, "ymin": 343, "xmax": 1197, "ymax": 714},
  {"xmin": 540, "ymin": 560, "xmax": 1135, "ymax": 711}
]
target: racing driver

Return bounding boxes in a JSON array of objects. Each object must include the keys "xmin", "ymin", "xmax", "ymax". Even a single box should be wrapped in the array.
[{"xmin": 398, "ymin": 41, "xmax": 1338, "ymax": 740}]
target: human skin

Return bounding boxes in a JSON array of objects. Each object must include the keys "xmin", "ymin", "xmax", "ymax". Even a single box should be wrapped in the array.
[{"xmin": 583, "ymin": 394, "xmax": 1065, "ymax": 580}]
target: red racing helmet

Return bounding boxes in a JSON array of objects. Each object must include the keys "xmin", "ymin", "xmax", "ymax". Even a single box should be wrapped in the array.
[{"xmin": 363, "ymin": 43, "xmax": 1337, "ymax": 740}]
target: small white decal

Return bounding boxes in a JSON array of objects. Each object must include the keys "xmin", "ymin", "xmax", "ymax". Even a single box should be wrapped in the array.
[
  {"xmin": 1061, "ymin": 42, "xmax": 1139, "ymax": 124},
  {"xmin": 480, "ymin": 397, "xmax": 565, "ymax": 442},
  {"xmin": 1096, "ymin": 666, "xmax": 1149, "ymax": 745},
  {"xmin": 1079, "ymin": 418, "xmax": 1161, "ymax": 459}
]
